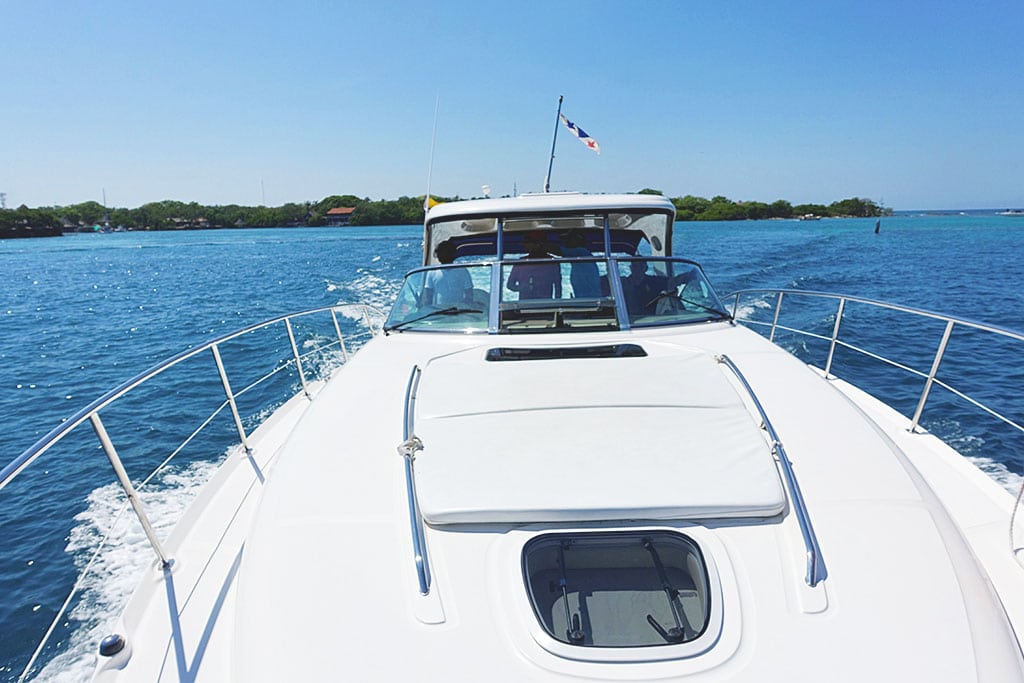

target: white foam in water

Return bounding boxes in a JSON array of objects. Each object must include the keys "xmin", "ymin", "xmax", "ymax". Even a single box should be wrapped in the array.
[
  {"xmin": 343, "ymin": 270, "xmax": 403, "ymax": 311},
  {"xmin": 324, "ymin": 271, "xmax": 401, "ymax": 316},
  {"xmin": 29, "ymin": 457, "xmax": 224, "ymax": 682},
  {"xmin": 732, "ymin": 297, "xmax": 772, "ymax": 322},
  {"xmin": 969, "ymin": 455, "xmax": 1024, "ymax": 496}
]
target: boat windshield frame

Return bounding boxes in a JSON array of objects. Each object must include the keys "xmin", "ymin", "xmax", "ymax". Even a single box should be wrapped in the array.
[
  {"xmin": 422, "ymin": 195, "xmax": 676, "ymax": 266},
  {"xmin": 382, "ymin": 256, "xmax": 731, "ymax": 335}
]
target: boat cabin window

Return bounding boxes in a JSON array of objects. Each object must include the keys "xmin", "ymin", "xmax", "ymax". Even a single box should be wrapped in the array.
[
  {"xmin": 383, "ymin": 257, "xmax": 728, "ymax": 333},
  {"xmin": 383, "ymin": 264, "xmax": 491, "ymax": 332},
  {"xmin": 618, "ymin": 258, "xmax": 729, "ymax": 327},
  {"xmin": 498, "ymin": 257, "xmax": 618, "ymax": 332},
  {"xmin": 523, "ymin": 532, "xmax": 711, "ymax": 648}
]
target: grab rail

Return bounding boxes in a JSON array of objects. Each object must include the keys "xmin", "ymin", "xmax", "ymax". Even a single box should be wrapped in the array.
[
  {"xmin": 727, "ymin": 289, "xmax": 1024, "ymax": 437},
  {"xmin": 717, "ymin": 354, "xmax": 828, "ymax": 586},
  {"xmin": 398, "ymin": 365, "xmax": 432, "ymax": 595}
]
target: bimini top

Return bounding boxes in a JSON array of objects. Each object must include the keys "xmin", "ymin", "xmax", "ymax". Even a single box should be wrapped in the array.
[
  {"xmin": 423, "ymin": 192, "xmax": 676, "ymax": 264},
  {"xmin": 425, "ymin": 192, "xmax": 676, "ymax": 223}
]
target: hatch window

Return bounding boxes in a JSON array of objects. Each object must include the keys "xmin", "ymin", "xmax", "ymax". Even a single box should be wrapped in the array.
[{"xmin": 522, "ymin": 532, "xmax": 711, "ymax": 648}]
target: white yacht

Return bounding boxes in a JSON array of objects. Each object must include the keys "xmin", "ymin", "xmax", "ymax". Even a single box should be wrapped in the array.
[{"xmin": 5, "ymin": 192, "xmax": 1024, "ymax": 681}]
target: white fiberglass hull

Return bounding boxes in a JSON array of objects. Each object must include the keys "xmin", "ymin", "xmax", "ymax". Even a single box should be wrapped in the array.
[{"xmin": 93, "ymin": 322, "xmax": 1024, "ymax": 682}]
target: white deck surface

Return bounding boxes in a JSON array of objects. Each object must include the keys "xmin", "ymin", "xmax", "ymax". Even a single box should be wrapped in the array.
[{"xmin": 95, "ymin": 323, "xmax": 1024, "ymax": 682}]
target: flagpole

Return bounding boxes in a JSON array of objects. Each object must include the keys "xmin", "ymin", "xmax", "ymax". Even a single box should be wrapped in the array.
[{"xmin": 544, "ymin": 95, "xmax": 563, "ymax": 193}]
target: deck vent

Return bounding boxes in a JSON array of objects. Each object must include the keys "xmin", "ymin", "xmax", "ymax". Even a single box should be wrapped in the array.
[{"xmin": 485, "ymin": 344, "xmax": 646, "ymax": 362}]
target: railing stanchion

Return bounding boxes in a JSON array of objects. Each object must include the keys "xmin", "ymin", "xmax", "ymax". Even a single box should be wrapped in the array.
[
  {"xmin": 211, "ymin": 344, "xmax": 252, "ymax": 454},
  {"xmin": 89, "ymin": 413, "xmax": 171, "ymax": 569},
  {"xmin": 910, "ymin": 320, "xmax": 955, "ymax": 433},
  {"xmin": 361, "ymin": 305, "xmax": 375, "ymax": 337},
  {"xmin": 769, "ymin": 291, "xmax": 784, "ymax": 342},
  {"xmin": 285, "ymin": 318, "xmax": 310, "ymax": 399},
  {"xmin": 330, "ymin": 308, "xmax": 350, "ymax": 361},
  {"xmin": 824, "ymin": 298, "xmax": 846, "ymax": 378}
]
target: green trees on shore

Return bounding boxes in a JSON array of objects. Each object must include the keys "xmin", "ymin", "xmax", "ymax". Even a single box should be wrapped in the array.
[
  {"xmin": 2, "ymin": 192, "xmax": 888, "ymax": 232},
  {"xmin": 670, "ymin": 194, "xmax": 887, "ymax": 221}
]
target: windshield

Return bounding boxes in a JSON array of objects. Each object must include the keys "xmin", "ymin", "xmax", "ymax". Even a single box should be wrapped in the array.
[
  {"xmin": 383, "ymin": 257, "xmax": 728, "ymax": 334},
  {"xmin": 616, "ymin": 258, "xmax": 731, "ymax": 326},
  {"xmin": 384, "ymin": 264, "xmax": 491, "ymax": 333}
]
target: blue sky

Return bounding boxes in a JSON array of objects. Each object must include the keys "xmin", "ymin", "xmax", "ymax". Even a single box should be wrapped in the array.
[{"xmin": 3, "ymin": 0, "xmax": 1022, "ymax": 210}]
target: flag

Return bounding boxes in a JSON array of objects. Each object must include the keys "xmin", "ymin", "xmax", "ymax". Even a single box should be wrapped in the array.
[{"xmin": 559, "ymin": 114, "xmax": 601, "ymax": 155}]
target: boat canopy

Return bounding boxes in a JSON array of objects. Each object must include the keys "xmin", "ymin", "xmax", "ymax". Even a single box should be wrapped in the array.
[{"xmin": 423, "ymin": 193, "xmax": 675, "ymax": 265}]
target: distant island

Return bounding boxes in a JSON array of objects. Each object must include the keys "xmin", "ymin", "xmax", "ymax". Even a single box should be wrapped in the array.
[{"xmin": 0, "ymin": 191, "xmax": 889, "ymax": 238}]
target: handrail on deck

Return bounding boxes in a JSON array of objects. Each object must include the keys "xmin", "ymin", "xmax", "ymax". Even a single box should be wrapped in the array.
[
  {"xmin": 717, "ymin": 354, "xmax": 827, "ymax": 587},
  {"xmin": 398, "ymin": 365, "xmax": 432, "ymax": 595},
  {"xmin": 0, "ymin": 303, "xmax": 381, "ymax": 567},
  {"xmin": 727, "ymin": 289, "xmax": 1024, "ymax": 437}
]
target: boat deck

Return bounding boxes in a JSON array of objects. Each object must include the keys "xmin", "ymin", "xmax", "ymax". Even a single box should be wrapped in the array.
[{"xmin": 94, "ymin": 322, "xmax": 1024, "ymax": 681}]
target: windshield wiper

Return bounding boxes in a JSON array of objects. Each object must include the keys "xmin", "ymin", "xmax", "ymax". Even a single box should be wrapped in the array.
[
  {"xmin": 644, "ymin": 291, "xmax": 732, "ymax": 320},
  {"xmin": 384, "ymin": 306, "xmax": 483, "ymax": 332}
]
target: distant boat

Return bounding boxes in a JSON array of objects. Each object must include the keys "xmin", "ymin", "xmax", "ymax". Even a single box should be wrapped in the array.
[
  {"xmin": 799, "ymin": 213, "xmax": 821, "ymax": 221},
  {"xmin": 997, "ymin": 209, "xmax": 1024, "ymax": 216}
]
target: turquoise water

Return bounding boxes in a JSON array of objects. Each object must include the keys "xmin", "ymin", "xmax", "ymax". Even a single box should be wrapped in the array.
[{"xmin": 1, "ymin": 215, "xmax": 1022, "ymax": 680}]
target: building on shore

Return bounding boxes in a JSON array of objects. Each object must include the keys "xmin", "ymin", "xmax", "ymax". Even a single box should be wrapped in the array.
[{"xmin": 325, "ymin": 207, "xmax": 355, "ymax": 226}]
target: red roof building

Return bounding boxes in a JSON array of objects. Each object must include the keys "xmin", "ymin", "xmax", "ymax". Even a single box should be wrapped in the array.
[{"xmin": 325, "ymin": 207, "xmax": 356, "ymax": 226}]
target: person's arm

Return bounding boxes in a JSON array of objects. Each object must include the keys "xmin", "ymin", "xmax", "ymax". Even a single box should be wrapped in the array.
[
  {"xmin": 421, "ymin": 271, "xmax": 437, "ymax": 305},
  {"xmin": 458, "ymin": 270, "xmax": 474, "ymax": 304}
]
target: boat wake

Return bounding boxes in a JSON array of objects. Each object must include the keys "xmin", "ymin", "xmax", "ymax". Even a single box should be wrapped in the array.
[{"xmin": 327, "ymin": 270, "xmax": 400, "ymax": 310}]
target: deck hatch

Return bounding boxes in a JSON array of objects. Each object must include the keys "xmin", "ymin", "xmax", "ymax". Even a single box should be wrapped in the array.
[
  {"xmin": 485, "ymin": 344, "xmax": 646, "ymax": 361},
  {"xmin": 523, "ymin": 531, "xmax": 711, "ymax": 648}
]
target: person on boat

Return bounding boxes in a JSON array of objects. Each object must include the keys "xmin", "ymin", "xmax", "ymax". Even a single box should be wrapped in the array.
[
  {"xmin": 423, "ymin": 239, "xmax": 473, "ymax": 306},
  {"xmin": 507, "ymin": 230, "xmax": 562, "ymax": 300},
  {"xmin": 622, "ymin": 258, "xmax": 664, "ymax": 315},
  {"xmin": 561, "ymin": 229, "xmax": 602, "ymax": 298}
]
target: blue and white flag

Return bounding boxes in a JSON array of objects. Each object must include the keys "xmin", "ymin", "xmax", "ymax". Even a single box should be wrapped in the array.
[{"xmin": 559, "ymin": 113, "xmax": 601, "ymax": 155}]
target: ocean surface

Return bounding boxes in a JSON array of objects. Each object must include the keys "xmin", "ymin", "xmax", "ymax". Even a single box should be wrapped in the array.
[{"xmin": 1, "ymin": 214, "xmax": 1023, "ymax": 680}]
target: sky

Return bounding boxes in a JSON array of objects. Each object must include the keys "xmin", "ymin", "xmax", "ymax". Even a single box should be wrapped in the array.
[{"xmin": 2, "ymin": 0, "xmax": 1022, "ymax": 211}]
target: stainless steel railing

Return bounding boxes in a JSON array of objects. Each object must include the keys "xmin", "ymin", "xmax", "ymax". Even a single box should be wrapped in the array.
[
  {"xmin": 2, "ymin": 302, "xmax": 381, "ymax": 557},
  {"xmin": 2, "ymin": 303, "xmax": 381, "ymax": 680},
  {"xmin": 398, "ymin": 365, "xmax": 432, "ymax": 595},
  {"xmin": 717, "ymin": 354, "xmax": 827, "ymax": 586},
  {"xmin": 727, "ymin": 289, "xmax": 1024, "ymax": 437}
]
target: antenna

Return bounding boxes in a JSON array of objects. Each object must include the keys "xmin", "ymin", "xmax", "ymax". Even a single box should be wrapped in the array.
[{"xmin": 424, "ymin": 92, "xmax": 440, "ymax": 210}]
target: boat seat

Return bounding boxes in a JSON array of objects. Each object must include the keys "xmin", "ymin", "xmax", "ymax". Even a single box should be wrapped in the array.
[{"xmin": 413, "ymin": 346, "xmax": 785, "ymax": 524}]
